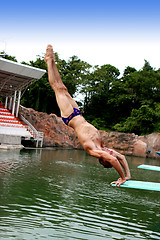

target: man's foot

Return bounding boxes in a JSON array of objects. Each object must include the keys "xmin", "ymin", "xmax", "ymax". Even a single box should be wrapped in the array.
[{"xmin": 44, "ymin": 44, "xmax": 55, "ymax": 63}]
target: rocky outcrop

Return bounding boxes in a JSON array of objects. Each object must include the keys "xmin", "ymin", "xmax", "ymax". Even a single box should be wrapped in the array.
[
  {"xmin": 99, "ymin": 131, "xmax": 148, "ymax": 158},
  {"xmin": 19, "ymin": 106, "xmax": 160, "ymax": 158},
  {"xmin": 139, "ymin": 133, "xmax": 160, "ymax": 158}
]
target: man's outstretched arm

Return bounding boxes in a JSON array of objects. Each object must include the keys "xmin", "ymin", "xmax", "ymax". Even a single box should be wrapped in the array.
[
  {"xmin": 88, "ymin": 149, "xmax": 126, "ymax": 186},
  {"xmin": 107, "ymin": 148, "xmax": 131, "ymax": 180}
]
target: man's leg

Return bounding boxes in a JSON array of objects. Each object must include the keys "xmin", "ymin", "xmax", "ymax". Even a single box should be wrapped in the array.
[{"xmin": 45, "ymin": 45, "xmax": 79, "ymax": 117}]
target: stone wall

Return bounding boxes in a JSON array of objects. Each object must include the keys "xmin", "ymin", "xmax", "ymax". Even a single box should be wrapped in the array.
[{"xmin": 19, "ymin": 106, "xmax": 160, "ymax": 158}]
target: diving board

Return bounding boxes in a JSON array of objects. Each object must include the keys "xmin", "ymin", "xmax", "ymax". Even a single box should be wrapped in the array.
[
  {"xmin": 111, "ymin": 180, "xmax": 160, "ymax": 191},
  {"xmin": 138, "ymin": 164, "xmax": 160, "ymax": 171},
  {"xmin": 156, "ymin": 151, "xmax": 160, "ymax": 156}
]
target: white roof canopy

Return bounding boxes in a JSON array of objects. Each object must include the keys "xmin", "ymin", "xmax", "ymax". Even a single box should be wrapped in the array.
[{"xmin": 0, "ymin": 58, "xmax": 46, "ymax": 97}]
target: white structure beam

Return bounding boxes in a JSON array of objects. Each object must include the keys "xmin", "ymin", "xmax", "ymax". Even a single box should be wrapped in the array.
[
  {"xmin": 5, "ymin": 96, "xmax": 8, "ymax": 108},
  {"xmin": 12, "ymin": 91, "xmax": 17, "ymax": 115},
  {"xmin": 16, "ymin": 91, "xmax": 21, "ymax": 117},
  {"xmin": 9, "ymin": 97, "xmax": 12, "ymax": 110}
]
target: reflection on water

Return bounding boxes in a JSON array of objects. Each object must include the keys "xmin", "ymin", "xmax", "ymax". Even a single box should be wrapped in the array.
[{"xmin": 0, "ymin": 149, "xmax": 160, "ymax": 240}]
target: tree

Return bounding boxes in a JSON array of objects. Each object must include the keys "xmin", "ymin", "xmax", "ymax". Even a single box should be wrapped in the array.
[
  {"xmin": 114, "ymin": 105, "xmax": 156, "ymax": 135},
  {"xmin": 20, "ymin": 56, "xmax": 55, "ymax": 113},
  {"xmin": 112, "ymin": 60, "xmax": 160, "ymax": 134},
  {"xmin": 123, "ymin": 61, "xmax": 160, "ymax": 108},
  {"xmin": 0, "ymin": 51, "xmax": 17, "ymax": 62},
  {"xmin": 83, "ymin": 64, "xmax": 120, "ymax": 128},
  {"xmin": 142, "ymin": 60, "xmax": 153, "ymax": 71},
  {"xmin": 153, "ymin": 103, "xmax": 160, "ymax": 132},
  {"xmin": 123, "ymin": 66, "xmax": 137, "ymax": 77},
  {"xmin": 58, "ymin": 55, "xmax": 91, "ymax": 98}
]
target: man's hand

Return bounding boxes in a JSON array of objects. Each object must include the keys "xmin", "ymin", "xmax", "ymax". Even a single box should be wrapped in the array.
[{"xmin": 111, "ymin": 178, "xmax": 126, "ymax": 187}]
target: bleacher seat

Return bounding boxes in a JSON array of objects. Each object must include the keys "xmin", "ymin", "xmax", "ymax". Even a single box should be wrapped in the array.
[{"xmin": 0, "ymin": 106, "xmax": 32, "ymax": 138}]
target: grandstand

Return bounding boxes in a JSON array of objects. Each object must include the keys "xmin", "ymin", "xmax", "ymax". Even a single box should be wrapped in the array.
[{"xmin": 0, "ymin": 57, "xmax": 46, "ymax": 148}]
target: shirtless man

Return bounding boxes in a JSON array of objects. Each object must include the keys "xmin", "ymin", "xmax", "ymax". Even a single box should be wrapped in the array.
[{"xmin": 44, "ymin": 44, "xmax": 131, "ymax": 187}]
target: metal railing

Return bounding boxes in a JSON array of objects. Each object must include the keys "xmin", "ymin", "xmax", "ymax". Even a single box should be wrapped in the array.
[{"xmin": 20, "ymin": 114, "xmax": 44, "ymax": 147}]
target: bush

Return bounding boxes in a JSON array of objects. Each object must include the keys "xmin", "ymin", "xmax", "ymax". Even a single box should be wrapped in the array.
[
  {"xmin": 114, "ymin": 105, "xmax": 156, "ymax": 135},
  {"xmin": 90, "ymin": 118, "xmax": 107, "ymax": 130}
]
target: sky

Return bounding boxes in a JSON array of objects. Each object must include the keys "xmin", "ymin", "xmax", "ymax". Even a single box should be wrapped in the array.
[{"xmin": 1, "ymin": 0, "xmax": 160, "ymax": 75}]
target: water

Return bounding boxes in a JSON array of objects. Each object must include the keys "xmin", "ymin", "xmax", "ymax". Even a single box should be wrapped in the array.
[{"xmin": 0, "ymin": 149, "xmax": 159, "ymax": 240}]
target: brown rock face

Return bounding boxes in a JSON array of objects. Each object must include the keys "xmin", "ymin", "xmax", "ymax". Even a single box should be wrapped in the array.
[
  {"xmin": 139, "ymin": 133, "xmax": 160, "ymax": 158},
  {"xmin": 99, "ymin": 131, "xmax": 136, "ymax": 155},
  {"xmin": 20, "ymin": 106, "xmax": 160, "ymax": 158}
]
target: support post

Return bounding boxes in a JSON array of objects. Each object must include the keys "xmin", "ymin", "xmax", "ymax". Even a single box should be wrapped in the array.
[
  {"xmin": 5, "ymin": 97, "xmax": 8, "ymax": 108},
  {"xmin": 40, "ymin": 140, "xmax": 43, "ymax": 148},
  {"xmin": 16, "ymin": 91, "xmax": 21, "ymax": 117},
  {"xmin": 12, "ymin": 91, "xmax": 17, "ymax": 115},
  {"xmin": 9, "ymin": 97, "xmax": 12, "ymax": 110}
]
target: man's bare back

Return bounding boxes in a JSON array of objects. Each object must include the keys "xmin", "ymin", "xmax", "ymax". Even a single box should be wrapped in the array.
[{"xmin": 44, "ymin": 44, "xmax": 131, "ymax": 187}]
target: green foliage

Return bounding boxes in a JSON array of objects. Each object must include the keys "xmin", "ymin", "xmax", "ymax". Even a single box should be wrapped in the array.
[
  {"xmin": 142, "ymin": 59, "xmax": 154, "ymax": 71},
  {"xmin": 0, "ymin": 51, "xmax": 17, "ymax": 62},
  {"xmin": 83, "ymin": 64, "xmax": 120, "ymax": 126},
  {"xmin": 153, "ymin": 103, "xmax": 160, "ymax": 132},
  {"xmin": 58, "ymin": 55, "xmax": 91, "ymax": 97},
  {"xmin": 83, "ymin": 60, "xmax": 160, "ymax": 134},
  {"xmin": 90, "ymin": 118, "xmax": 106, "ymax": 130},
  {"xmin": 123, "ymin": 66, "xmax": 137, "ymax": 76},
  {"xmin": 113, "ymin": 105, "xmax": 156, "ymax": 135},
  {"xmin": 20, "ymin": 56, "xmax": 56, "ymax": 114}
]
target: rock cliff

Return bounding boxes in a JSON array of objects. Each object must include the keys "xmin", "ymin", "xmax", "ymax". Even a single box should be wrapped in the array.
[{"xmin": 20, "ymin": 106, "xmax": 160, "ymax": 158}]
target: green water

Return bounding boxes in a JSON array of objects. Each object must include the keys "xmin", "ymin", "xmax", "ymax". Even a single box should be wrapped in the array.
[{"xmin": 0, "ymin": 149, "xmax": 159, "ymax": 240}]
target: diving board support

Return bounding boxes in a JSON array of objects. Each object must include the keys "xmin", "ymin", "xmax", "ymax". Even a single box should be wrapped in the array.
[
  {"xmin": 111, "ymin": 180, "xmax": 160, "ymax": 191},
  {"xmin": 138, "ymin": 164, "xmax": 160, "ymax": 171}
]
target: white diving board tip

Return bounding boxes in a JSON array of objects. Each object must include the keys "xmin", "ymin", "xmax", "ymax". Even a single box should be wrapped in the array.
[
  {"xmin": 138, "ymin": 164, "xmax": 160, "ymax": 171},
  {"xmin": 111, "ymin": 180, "xmax": 160, "ymax": 191}
]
